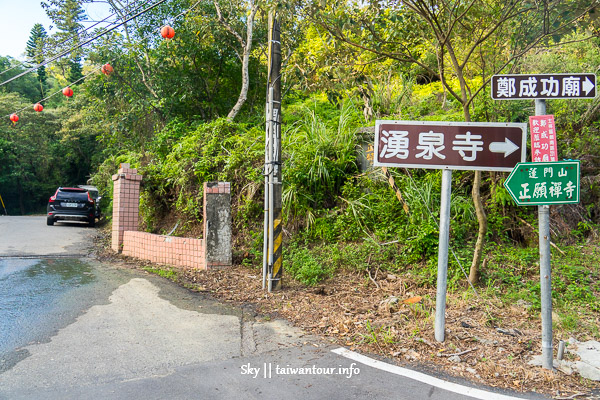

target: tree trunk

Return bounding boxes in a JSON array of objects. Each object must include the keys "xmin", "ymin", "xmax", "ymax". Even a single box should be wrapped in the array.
[
  {"xmin": 225, "ymin": 4, "xmax": 258, "ymax": 121},
  {"xmin": 227, "ymin": 42, "xmax": 250, "ymax": 121},
  {"xmin": 460, "ymin": 101, "xmax": 487, "ymax": 285},
  {"xmin": 214, "ymin": 1, "xmax": 258, "ymax": 121},
  {"xmin": 449, "ymin": 63, "xmax": 487, "ymax": 286},
  {"xmin": 469, "ymin": 170, "xmax": 486, "ymax": 284},
  {"xmin": 107, "ymin": 0, "xmax": 159, "ymax": 99}
]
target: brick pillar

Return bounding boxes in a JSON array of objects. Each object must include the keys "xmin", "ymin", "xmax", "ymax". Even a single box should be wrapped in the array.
[
  {"xmin": 203, "ymin": 182, "xmax": 232, "ymax": 268},
  {"xmin": 112, "ymin": 163, "xmax": 142, "ymax": 252}
]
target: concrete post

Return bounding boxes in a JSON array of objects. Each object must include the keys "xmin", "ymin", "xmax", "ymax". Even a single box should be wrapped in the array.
[
  {"xmin": 111, "ymin": 163, "xmax": 142, "ymax": 252},
  {"xmin": 203, "ymin": 182, "xmax": 232, "ymax": 268}
]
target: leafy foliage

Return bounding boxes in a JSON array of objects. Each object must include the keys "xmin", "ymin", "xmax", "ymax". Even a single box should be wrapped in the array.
[
  {"xmin": 42, "ymin": 0, "xmax": 87, "ymax": 83},
  {"xmin": 26, "ymin": 24, "xmax": 49, "ymax": 98},
  {"xmin": 0, "ymin": 93, "xmax": 71, "ymax": 214}
]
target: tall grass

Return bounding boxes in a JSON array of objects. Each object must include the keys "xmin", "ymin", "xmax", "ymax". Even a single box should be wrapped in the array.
[{"xmin": 282, "ymin": 101, "xmax": 359, "ymax": 226}]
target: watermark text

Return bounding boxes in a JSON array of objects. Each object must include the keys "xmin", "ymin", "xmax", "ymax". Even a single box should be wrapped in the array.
[{"xmin": 240, "ymin": 362, "xmax": 360, "ymax": 379}]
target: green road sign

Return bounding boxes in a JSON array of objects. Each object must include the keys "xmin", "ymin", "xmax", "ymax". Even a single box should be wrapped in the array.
[{"xmin": 504, "ymin": 160, "xmax": 580, "ymax": 206}]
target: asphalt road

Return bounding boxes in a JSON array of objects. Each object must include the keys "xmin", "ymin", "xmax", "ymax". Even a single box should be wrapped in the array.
[
  {"xmin": 0, "ymin": 216, "xmax": 548, "ymax": 399},
  {"xmin": 0, "ymin": 215, "xmax": 93, "ymax": 257}
]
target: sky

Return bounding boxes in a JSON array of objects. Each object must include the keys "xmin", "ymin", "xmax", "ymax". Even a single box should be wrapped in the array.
[{"xmin": 0, "ymin": 0, "xmax": 112, "ymax": 60}]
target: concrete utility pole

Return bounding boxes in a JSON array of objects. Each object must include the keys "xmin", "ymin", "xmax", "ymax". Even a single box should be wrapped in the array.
[{"xmin": 263, "ymin": 12, "xmax": 282, "ymax": 292}]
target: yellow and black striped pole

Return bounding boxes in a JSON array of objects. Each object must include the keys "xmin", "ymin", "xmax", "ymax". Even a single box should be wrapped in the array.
[
  {"xmin": 264, "ymin": 12, "xmax": 283, "ymax": 291},
  {"xmin": 270, "ymin": 210, "xmax": 282, "ymax": 291},
  {"xmin": 0, "ymin": 192, "xmax": 7, "ymax": 215},
  {"xmin": 0, "ymin": 196, "xmax": 8, "ymax": 215},
  {"xmin": 381, "ymin": 167, "xmax": 409, "ymax": 215}
]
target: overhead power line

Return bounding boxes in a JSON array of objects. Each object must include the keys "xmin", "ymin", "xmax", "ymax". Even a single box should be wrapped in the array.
[
  {"xmin": 4, "ymin": 0, "xmax": 206, "ymax": 120},
  {"xmin": 0, "ymin": 0, "xmax": 169, "ymax": 88},
  {"xmin": 0, "ymin": 0, "xmax": 153, "ymax": 77},
  {"xmin": 172, "ymin": 0, "xmax": 202, "ymax": 21},
  {"xmin": 2, "ymin": 65, "xmax": 104, "ymax": 119}
]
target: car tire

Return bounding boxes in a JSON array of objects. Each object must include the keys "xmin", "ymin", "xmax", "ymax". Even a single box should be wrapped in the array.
[
  {"xmin": 47, "ymin": 217, "xmax": 54, "ymax": 226},
  {"xmin": 88, "ymin": 218, "xmax": 95, "ymax": 228}
]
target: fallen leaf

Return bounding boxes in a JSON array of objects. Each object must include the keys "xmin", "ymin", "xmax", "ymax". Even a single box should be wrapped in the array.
[{"xmin": 403, "ymin": 296, "xmax": 423, "ymax": 304}]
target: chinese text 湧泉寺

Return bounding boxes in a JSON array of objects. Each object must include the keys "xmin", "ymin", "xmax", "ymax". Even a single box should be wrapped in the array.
[{"xmin": 380, "ymin": 130, "xmax": 486, "ymax": 162}]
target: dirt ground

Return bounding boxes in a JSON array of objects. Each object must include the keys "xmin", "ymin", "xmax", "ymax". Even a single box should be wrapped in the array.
[
  {"xmin": 97, "ymin": 231, "xmax": 600, "ymax": 400},
  {"xmin": 176, "ymin": 265, "xmax": 600, "ymax": 399}
]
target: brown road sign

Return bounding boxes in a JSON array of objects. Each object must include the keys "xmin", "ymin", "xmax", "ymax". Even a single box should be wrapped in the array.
[
  {"xmin": 491, "ymin": 73, "xmax": 597, "ymax": 100},
  {"xmin": 374, "ymin": 120, "xmax": 527, "ymax": 172}
]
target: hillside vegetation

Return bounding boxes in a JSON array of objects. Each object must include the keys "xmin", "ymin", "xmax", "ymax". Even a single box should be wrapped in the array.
[{"xmin": 1, "ymin": 0, "xmax": 600, "ymax": 349}]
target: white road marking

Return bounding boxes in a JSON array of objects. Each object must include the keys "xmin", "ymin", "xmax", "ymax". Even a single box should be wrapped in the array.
[{"xmin": 332, "ymin": 347, "xmax": 529, "ymax": 400}]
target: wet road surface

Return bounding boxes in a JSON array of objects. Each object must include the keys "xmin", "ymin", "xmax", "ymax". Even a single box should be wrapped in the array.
[{"xmin": 0, "ymin": 258, "xmax": 98, "ymax": 370}]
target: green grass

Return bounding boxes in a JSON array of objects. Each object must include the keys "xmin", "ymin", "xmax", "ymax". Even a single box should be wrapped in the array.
[
  {"xmin": 476, "ymin": 243, "xmax": 600, "ymax": 338},
  {"xmin": 142, "ymin": 266, "xmax": 179, "ymax": 281}
]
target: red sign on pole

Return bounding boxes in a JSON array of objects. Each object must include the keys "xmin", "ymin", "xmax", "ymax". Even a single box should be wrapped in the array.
[{"xmin": 529, "ymin": 115, "xmax": 557, "ymax": 162}]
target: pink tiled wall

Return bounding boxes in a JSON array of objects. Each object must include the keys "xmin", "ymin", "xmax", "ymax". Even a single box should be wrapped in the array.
[
  {"xmin": 111, "ymin": 163, "xmax": 142, "ymax": 252},
  {"xmin": 113, "ymin": 171, "xmax": 229, "ymax": 270},
  {"xmin": 122, "ymin": 231, "xmax": 205, "ymax": 269},
  {"xmin": 203, "ymin": 181, "xmax": 231, "ymax": 194}
]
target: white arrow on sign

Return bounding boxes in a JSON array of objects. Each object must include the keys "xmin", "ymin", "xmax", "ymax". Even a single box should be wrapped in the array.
[
  {"xmin": 489, "ymin": 138, "xmax": 519, "ymax": 157},
  {"xmin": 583, "ymin": 77, "xmax": 595, "ymax": 95}
]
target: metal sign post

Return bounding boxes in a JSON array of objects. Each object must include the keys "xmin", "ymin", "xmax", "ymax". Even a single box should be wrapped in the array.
[
  {"xmin": 495, "ymin": 72, "xmax": 594, "ymax": 370},
  {"xmin": 434, "ymin": 168, "xmax": 452, "ymax": 342},
  {"xmin": 374, "ymin": 120, "xmax": 527, "ymax": 342},
  {"xmin": 536, "ymin": 99, "xmax": 553, "ymax": 371}
]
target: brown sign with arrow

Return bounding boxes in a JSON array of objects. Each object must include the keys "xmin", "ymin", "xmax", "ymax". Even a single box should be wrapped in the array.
[{"xmin": 374, "ymin": 120, "xmax": 528, "ymax": 172}]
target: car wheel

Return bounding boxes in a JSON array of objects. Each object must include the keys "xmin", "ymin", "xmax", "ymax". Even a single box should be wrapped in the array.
[
  {"xmin": 47, "ymin": 216, "xmax": 54, "ymax": 226},
  {"xmin": 88, "ymin": 217, "xmax": 95, "ymax": 228}
]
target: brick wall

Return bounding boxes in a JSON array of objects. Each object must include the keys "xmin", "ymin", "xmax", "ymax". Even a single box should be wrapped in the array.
[
  {"xmin": 111, "ymin": 163, "xmax": 142, "ymax": 252},
  {"xmin": 122, "ymin": 231, "xmax": 205, "ymax": 269},
  {"xmin": 112, "ymin": 167, "xmax": 231, "ymax": 270}
]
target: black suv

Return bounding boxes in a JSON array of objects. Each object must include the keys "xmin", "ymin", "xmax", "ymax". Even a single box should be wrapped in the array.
[
  {"xmin": 47, "ymin": 187, "xmax": 96, "ymax": 227},
  {"xmin": 77, "ymin": 185, "xmax": 102, "ymax": 219}
]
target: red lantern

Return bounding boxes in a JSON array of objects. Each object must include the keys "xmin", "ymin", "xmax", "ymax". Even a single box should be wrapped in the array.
[
  {"xmin": 161, "ymin": 25, "xmax": 175, "ymax": 39},
  {"xmin": 34, "ymin": 103, "xmax": 44, "ymax": 112},
  {"xmin": 101, "ymin": 63, "xmax": 113, "ymax": 75},
  {"xmin": 62, "ymin": 87, "xmax": 73, "ymax": 98},
  {"xmin": 9, "ymin": 113, "xmax": 19, "ymax": 124}
]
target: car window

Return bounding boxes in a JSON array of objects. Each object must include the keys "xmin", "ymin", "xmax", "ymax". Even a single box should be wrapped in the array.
[
  {"xmin": 56, "ymin": 191, "xmax": 89, "ymax": 201},
  {"xmin": 77, "ymin": 186, "xmax": 99, "ymax": 199}
]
